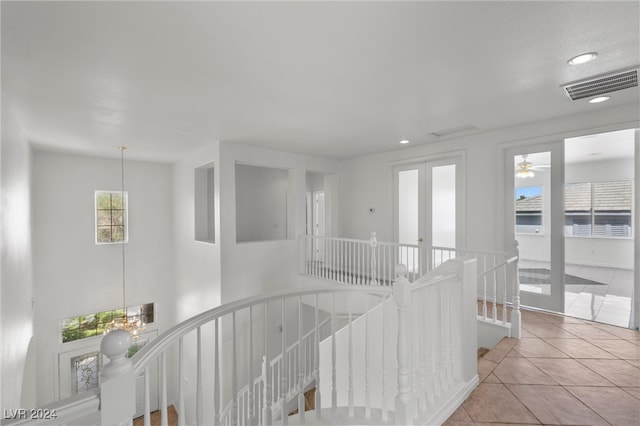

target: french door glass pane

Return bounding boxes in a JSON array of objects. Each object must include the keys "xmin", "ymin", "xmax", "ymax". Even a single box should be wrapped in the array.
[
  {"xmin": 432, "ymin": 164, "xmax": 456, "ymax": 248},
  {"xmin": 515, "ymin": 151, "xmax": 551, "ymax": 295},
  {"xmin": 398, "ymin": 169, "xmax": 419, "ymax": 245}
]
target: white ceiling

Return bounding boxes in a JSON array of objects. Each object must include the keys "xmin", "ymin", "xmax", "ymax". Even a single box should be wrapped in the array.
[{"xmin": 2, "ymin": 1, "xmax": 639, "ymax": 162}]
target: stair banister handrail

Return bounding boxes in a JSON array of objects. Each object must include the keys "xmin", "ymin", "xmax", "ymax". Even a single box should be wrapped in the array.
[
  {"xmin": 126, "ymin": 285, "xmax": 392, "ymax": 426},
  {"xmin": 476, "ymin": 255, "xmax": 518, "ymax": 278},
  {"xmin": 131, "ymin": 286, "xmax": 389, "ymax": 376},
  {"xmin": 410, "ymin": 271, "xmax": 460, "ymax": 291},
  {"xmin": 0, "ymin": 390, "xmax": 100, "ymax": 426}
]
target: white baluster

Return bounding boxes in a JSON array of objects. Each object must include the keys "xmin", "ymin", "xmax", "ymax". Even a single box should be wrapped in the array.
[
  {"xmin": 144, "ymin": 365, "xmax": 150, "ymax": 426},
  {"xmin": 178, "ymin": 337, "xmax": 185, "ymax": 426},
  {"xmin": 502, "ymin": 264, "xmax": 508, "ymax": 325},
  {"xmin": 511, "ymin": 240, "xmax": 522, "ymax": 338},
  {"xmin": 281, "ymin": 300, "xmax": 288, "ymax": 426},
  {"xmin": 493, "ymin": 268, "xmax": 498, "ymax": 322},
  {"xmin": 385, "ymin": 245, "xmax": 389, "ymax": 285},
  {"xmin": 196, "ymin": 327, "xmax": 203, "ymax": 425},
  {"xmin": 331, "ymin": 293, "xmax": 337, "ymax": 411},
  {"xmin": 424, "ymin": 286, "xmax": 434, "ymax": 405},
  {"xmin": 248, "ymin": 307, "xmax": 255, "ymax": 425},
  {"xmin": 445, "ymin": 282, "xmax": 454, "ymax": 385},
  {"xmin": 215, "ymin": 318, "xmax": 221, "ymax": 424},
  {"xmin": 232, "ymin": 312, "xmax": 239, "ymax": 426},
  {"xmin": 349, "ymin": 241, "xmax": 354, "ymax": 284},
  {"xmin": 332, "ymin": 239, "xmax": 336, "ymax": 281},
  {"xmin": 439, "ymin": 285, "xmax": 448, "ymax": 392},
  {"xmin": 359, "ymin": 241, "xmax": 362, "ymax": 284},
  {"xmin": 297, "ymin": 297, "xmax": 305, "ymax": 423},
  {"xmin": 337, "ymin": 240, "xmax": 341, "ymax": 282},
  {"xmin": 381, "ymin": 295, "xmax": 388, "ymax": 422},
  {"xmin": 161, "ymin": 352, "xmax": 168, "ymax": 426},
  {"xmin": 432, "ymin": 285, "xmax": 442, "ymax": 398},
  {"xmin": 348, "ymin": 293, "xmax": 354, "ymax": 417},
  {"xmin": 370, "ymin": 232, "xmax": 378, "ymax": 285},
  {"xmin": 365, "ymin": 295, "xmax": 371, "ymax": 418},
  {"xmin": 482, "ymin": 273, "xmax": 488, "ymax": 320},
  {"xmin": 262, "ymin": 304, "xmax": 272, "ymax": 426},
  {"xmin": 394, "ymin": 267, "xmax": 414, "ymax": 425},
  {"xmin": 314, "ymin": 294, "xmax": 322, "ymax": 419},
  {"xmin": 416, "ymin": 292, "xmax": 426, "ymax": 412}
]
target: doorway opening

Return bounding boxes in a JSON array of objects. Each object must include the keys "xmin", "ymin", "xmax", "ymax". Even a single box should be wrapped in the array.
[
  {"xmin": 563, "ymin": 129, "xmax": 635, "ymax": 327},
  {"xmin": 507, "ymin": 128, "xmax": 636, "ymax": 327}
]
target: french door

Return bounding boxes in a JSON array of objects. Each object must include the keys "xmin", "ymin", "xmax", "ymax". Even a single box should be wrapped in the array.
[
  {"xmin": 394, "ymin": 154, "xmax": 465, "ymax": 273},
  {"xmin": 504, "ymin": 142, "xmax": 565, "ymax": 312}
]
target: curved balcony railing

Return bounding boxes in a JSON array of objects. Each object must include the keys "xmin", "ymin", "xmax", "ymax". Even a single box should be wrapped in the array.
[{"xmin": 49, "ymin": 257, "xmax": 476, "ymax": 426}]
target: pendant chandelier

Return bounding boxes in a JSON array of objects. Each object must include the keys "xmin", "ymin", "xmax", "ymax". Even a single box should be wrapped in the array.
[{"xmin": 107, "ymin": 146, "xmax": 146, "ymax": 339}]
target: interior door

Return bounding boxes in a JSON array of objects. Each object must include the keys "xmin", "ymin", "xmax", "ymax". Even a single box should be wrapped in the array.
[
  {"xmin": 395, "ymin": 155, "xmax": 465, "ymax": 274},
  {"xmin": 505, "ymin": 142, "xmax": 565, "ymax": 312}
]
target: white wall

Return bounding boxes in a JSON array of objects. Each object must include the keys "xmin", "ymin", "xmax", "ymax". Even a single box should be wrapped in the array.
[
  {"xmin": 173, "ymin": 142, "xmax": 221, "ymax": 322},
  {"xmin": 218, "ymin": 142, "xmax": 342, "ymax": 303},
  {"xmin": 31, "ymin": 151, "xmax": 175, "ymax": 405},
  {"xmin": 171, "ymin": 141, "xmax": 222, "ymax": 423},
  {"xmin": 1, "ymin": 96, "xmax": 35, "ymax": 411}
]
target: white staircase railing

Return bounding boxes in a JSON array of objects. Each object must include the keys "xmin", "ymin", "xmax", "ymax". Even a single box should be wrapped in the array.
[
  {"xmin": 218, "ymin": 316, "xmax": 333, "ymax": 425},
  {"xmin": 13, "ymin": 257, "xmax": 478, "ymax": 426},
  {"xmin": 300, "ymin": 233, "xmax": 423, "ymax": 285},
  {"xmin": 300, "ymin": 233, "xmax": 522, "ymax": 338}
]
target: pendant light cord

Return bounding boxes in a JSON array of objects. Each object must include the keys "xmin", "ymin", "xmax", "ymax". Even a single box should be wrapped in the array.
[{"xmin": 119, "ymin": 146, "xmax": 127, "ymax": 316}]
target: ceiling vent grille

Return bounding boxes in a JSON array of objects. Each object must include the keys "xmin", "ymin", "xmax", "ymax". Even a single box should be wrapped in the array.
[{"xmin": 562, "ymin": 68, "xmax": 637, "ymax": 100}]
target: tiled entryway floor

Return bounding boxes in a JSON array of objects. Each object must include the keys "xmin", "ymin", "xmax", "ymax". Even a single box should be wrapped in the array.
[{"xmin": 445, "ymin": 309, "xmax": 640, "ymax": 426}]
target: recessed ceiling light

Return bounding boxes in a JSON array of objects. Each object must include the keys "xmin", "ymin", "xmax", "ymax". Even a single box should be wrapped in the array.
[
  {"xmin": 589, "ymin": 96, "xmax": 610, "ymax": 104},
  {"xmin": 567, "ymin": 52, "xmax": 598, "ymax": 65},
  {"xmin": 399, "ymin": 139, "xmax": 410, "ymax": 145}
]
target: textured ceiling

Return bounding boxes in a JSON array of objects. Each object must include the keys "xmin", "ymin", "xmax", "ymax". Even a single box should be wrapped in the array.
[{"xmin": 2, "ymin": 1, "xmax": 639, "ymax": 162}]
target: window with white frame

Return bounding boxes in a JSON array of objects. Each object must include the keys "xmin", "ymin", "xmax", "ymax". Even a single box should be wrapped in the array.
[
  {"xmin": 95, "ymin": 191, "xmax": 128, "ymax": 243},
  {"xmin": 564, "ymin": 180, "xmax": 632, "ymax": 238}
]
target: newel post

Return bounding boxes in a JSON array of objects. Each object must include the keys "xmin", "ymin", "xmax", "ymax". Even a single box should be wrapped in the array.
[
  {"xmin": 393, "ymin": 265, "xmax": 414, "ymax": 425},
  {"xmin": 370, "ymin": 232, "xmax": 378, "ymax": 285},
  {"xmin": 100, "ymin": 329, "xmax": 136, "ymax": 426},
  {"xmin": 510, "ymin": 240, "xmax": 522, "ymax": 338}
]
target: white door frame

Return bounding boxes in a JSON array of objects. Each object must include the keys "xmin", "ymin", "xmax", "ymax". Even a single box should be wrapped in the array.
[
  {"xmin": 503, "ymin": 141, "xmax": 565, "ymax": 313},
  {"xmin": 392, "ymin": 152, "xmax": 467, "ymax": 250}
]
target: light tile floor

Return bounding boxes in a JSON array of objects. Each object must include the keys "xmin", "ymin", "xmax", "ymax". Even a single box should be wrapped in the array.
[
  {"xmin": 564, "ymin": 264, "xmax": 634, "ymax": 327},
  {"xmin": 519, "ymin": 261, "xmax": 634, "ymax": 328},
  {"xmin": 445, "ymin": 309, "xmax": 640, "ymax": 426}
]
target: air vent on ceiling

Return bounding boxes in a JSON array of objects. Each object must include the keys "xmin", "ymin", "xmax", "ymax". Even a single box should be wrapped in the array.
[
  {"xmin": 430, "ymin": 124, "xmax": 477, "ymax": 137},
  {"xmin": 562, "ymin": 68, "xmax": 638, "ymax": 101}
]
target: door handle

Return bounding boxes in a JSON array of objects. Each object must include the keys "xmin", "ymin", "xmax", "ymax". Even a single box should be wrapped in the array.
[{"xmin": 418, "ymin": 237, "xmax": 424, "ymax": 242}]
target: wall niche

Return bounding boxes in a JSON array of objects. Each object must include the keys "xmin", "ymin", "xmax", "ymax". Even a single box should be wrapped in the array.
[
  {"xmin": 194, "ymin": 161, "xmax": 215, "ymax": 243},
  {"xmin": 235, "ymin": 163, "xmax": 290, "ymax": 243}
]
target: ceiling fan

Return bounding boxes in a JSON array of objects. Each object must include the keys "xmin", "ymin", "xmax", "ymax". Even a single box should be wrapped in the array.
[{"xmin": 516, "ymin": 154, "xmax": 550, "ymax": 178}]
